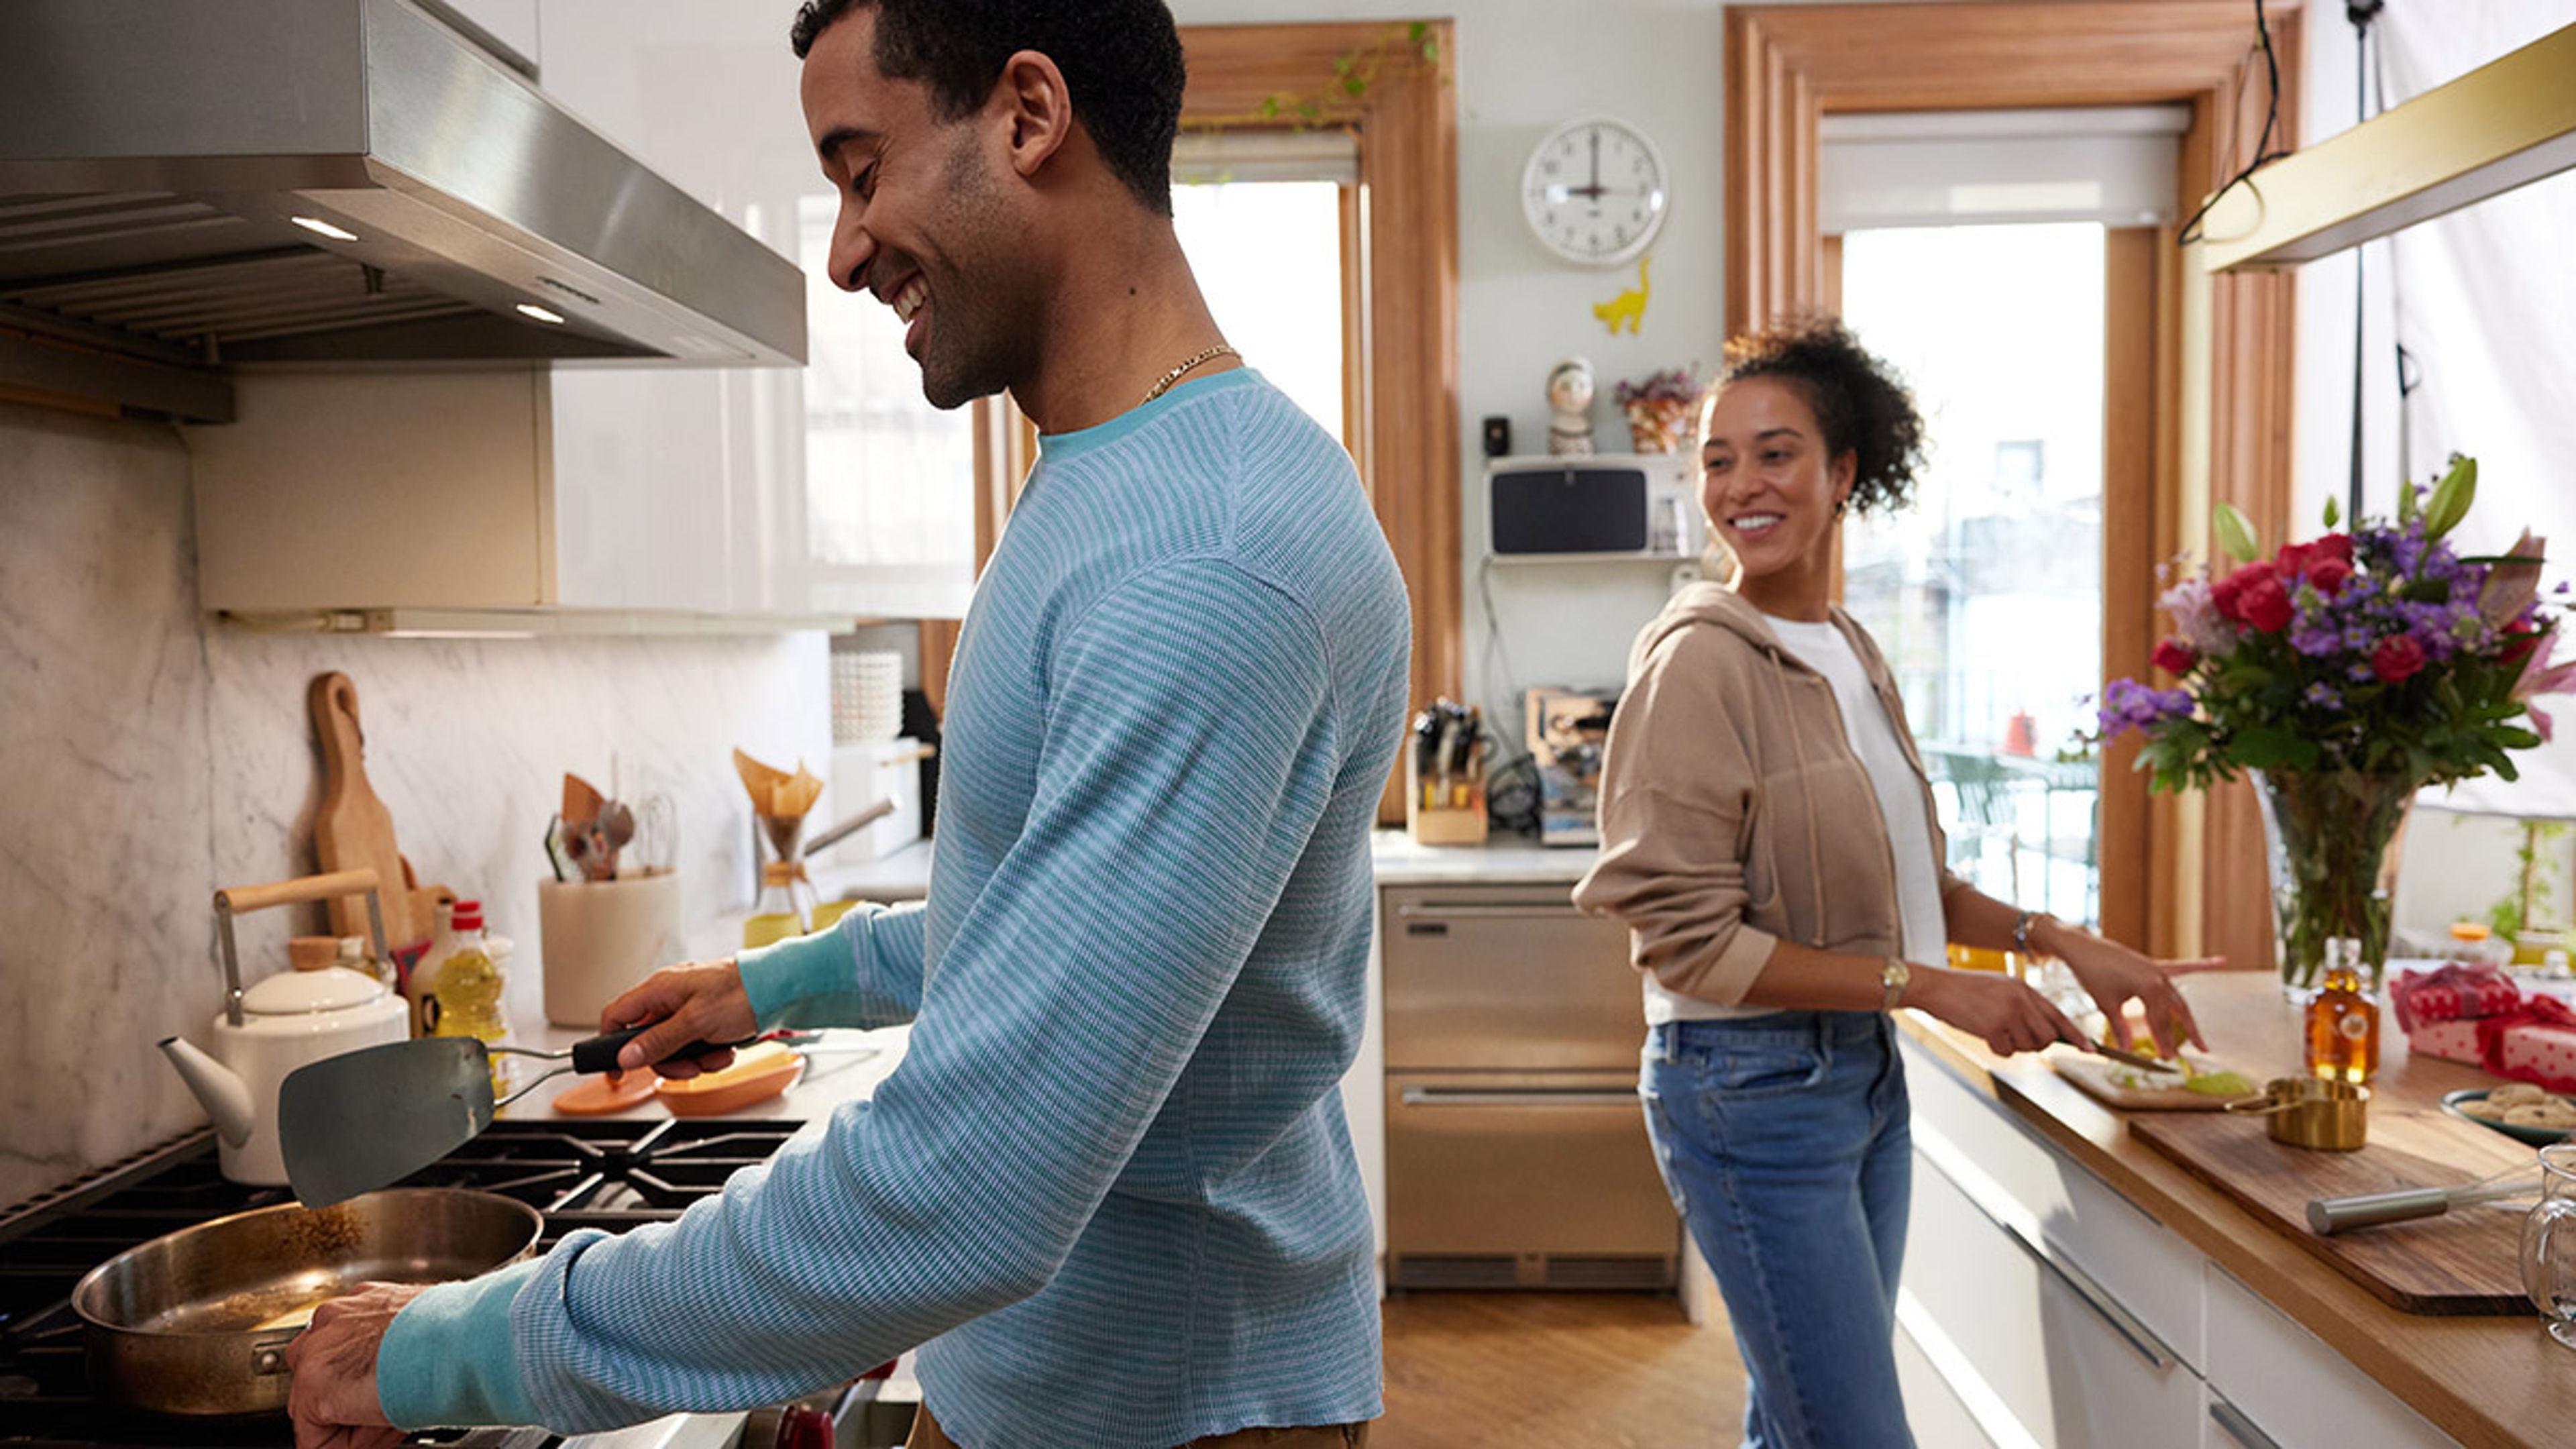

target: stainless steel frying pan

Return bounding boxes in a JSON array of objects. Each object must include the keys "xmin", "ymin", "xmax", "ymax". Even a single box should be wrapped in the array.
[{"xmin": 72, "ymin": 1187, "xmax": 541, "ymax": 1417}]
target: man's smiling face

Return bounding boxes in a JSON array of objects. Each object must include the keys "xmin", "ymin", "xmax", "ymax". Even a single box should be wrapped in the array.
[{"xmin": 800, "ymin": 8, "xmax": 1030, "ymax": 409}]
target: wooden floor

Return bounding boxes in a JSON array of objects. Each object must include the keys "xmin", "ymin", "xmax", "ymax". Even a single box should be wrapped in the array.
[{"xmin": 1377, "ymin": 1293, "xmax": 1749, "ymax": 1448}]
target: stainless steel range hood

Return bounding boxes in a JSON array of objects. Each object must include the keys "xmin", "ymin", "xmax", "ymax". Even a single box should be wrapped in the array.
[{"xmin": 0, "ymin": 0, "xmax": 806, "ymax": 424}]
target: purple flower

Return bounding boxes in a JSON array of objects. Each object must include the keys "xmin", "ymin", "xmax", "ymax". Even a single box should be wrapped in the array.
[
  {"xmin": 2290, "ymin": 625, "xmax": 2342, "ymax": 657},
  {"xmin": 2096, "ymin": 678, "xmax": 2196, "ymax": 741},
  {"xmin": 2304, "ymin": 682, "xmax": 2345, "ymax": 710}
]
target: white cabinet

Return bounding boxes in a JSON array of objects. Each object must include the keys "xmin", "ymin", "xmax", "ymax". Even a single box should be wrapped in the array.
[
  {"xmin": 187, "ymin": 368, "xmax": 829, "ymax": 623},
  {"xmin": 535, "ymin": 0, "xmax": 977, "ymax": 622},
  {"xmin": 1898, "ymin": 1038, "xmax": 2455, "ymax": 1449},
  {"xmin": 186, "ymin": 0, "xmax": 975, "ymax": 627},
  {"xmin": 2200, "ymin": 1266, "xmax": 2450, "ymax": 1449}
]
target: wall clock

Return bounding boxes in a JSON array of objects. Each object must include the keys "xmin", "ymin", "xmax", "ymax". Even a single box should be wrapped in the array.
[{"xmin": 1521, "ymin": 115, "xmax": 1669, "ymax": 266}]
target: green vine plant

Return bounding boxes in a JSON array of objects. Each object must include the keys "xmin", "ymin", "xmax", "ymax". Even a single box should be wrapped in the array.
[{"xmin": 1177, "ymin": 22, "xmax": 1448, "ymax": 184}]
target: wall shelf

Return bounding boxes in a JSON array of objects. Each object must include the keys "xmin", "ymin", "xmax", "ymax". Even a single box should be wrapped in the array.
[{"xmin": 2204, "ymin": 22, "xmax": 2576, "ymax": 272}]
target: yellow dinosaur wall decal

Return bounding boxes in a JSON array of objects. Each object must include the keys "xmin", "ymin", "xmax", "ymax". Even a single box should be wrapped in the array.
[{"xmin": 1592, "ymin": 256, "xmax": 1650, "ymax": 335}]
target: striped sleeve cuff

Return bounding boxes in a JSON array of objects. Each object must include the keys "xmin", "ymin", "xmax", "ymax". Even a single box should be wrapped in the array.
[{"xmin": 376, "ymin": 1258, "xmax": 547, "ymax": 1430}]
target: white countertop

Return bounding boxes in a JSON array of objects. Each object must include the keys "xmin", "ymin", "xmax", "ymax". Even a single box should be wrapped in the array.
[{"xmin": 1368, "ymin": 827, "xmax": 1597, "ymax": 885}]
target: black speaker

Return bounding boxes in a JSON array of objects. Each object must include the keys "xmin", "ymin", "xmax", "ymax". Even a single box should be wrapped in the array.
[
  {"xmin": 1488, "ymin": 464, "xmax": 1649, "ymax": 555},
  {"xmin": 1481, "ymin": 415, "xmax": 1511, "ymax": 458}
]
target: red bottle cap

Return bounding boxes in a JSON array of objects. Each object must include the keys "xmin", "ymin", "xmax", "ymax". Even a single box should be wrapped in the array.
[
  {"xmin": 450, "ymin": 899, "xmax": 484, "ymax": 931},
  {"xmin": 773, "ymin": 1405, "xmax": 835, "ymax": 1449}
]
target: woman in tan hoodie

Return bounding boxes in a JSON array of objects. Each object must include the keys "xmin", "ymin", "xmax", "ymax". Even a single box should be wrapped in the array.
[{"xmin": 1572, "ymin": 315, "xmax": 2214, "ymax": 1448}]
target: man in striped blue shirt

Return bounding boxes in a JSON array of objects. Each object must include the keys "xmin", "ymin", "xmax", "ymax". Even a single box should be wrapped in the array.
[{"xmin": 284, "ymin": 3, "xmax": 1409, "ymax": 1446}]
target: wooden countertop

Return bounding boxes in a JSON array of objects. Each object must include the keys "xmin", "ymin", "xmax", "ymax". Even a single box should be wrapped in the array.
[{"xmin": 1897, "ymin": 970, "xmax": 2571, "ymax": 1448}]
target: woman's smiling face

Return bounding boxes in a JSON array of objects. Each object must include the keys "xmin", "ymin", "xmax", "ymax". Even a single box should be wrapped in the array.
[{"xmin": 1699, "ymin": 376, "xmax": 1856, "ymax": 613}]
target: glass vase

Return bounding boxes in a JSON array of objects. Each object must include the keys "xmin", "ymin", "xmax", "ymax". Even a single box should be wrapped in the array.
[{"xmin": 2249, "ymin": 768, "xmax": 2416, "ymax": 1000}]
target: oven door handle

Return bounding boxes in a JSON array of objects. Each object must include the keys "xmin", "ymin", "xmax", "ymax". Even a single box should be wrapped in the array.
[
  {"xmin": 1398, "ymin": 1086, "xmax": 1640, "ymax": 1108},
  {"xmin": 1393, "ymin": 902, "xmax": 1582, "ymax": 921}
]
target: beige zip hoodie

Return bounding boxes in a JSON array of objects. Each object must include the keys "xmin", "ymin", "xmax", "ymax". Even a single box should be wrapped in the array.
[{"xmin": 1571, "ymin": 580, "xmax": 1964, "ymax": 1010}]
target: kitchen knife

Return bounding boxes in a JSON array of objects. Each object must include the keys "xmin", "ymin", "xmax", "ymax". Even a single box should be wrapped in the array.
[{"xmin": 2086, "ymin": 1040, "xmax": 2187, "ymax": 1076}]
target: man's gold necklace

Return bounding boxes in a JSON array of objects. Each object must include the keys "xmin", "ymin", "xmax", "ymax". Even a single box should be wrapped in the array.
[{"xmin": 1141, "ymin": 343, "xmax": 1239, "ymax": 405}]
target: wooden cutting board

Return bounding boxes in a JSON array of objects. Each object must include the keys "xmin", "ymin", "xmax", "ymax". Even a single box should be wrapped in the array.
[
  {"xmin": 2052, "ymin": 1050, "xmax": 2237, "ymax": 1110},
  {"xmin": 2131, "ymin": 1106, "xmax": 2537, "ymax": 1314},
  {"xmin": 310, "ymin": 672, "xmax": 446, "ymax": 951}
]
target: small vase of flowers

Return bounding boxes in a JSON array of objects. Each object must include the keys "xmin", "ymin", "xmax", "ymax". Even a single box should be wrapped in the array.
[
  {"xmin": 2096, "ymin": 457, "xmax": 2575, "ymax": 997},
  {"xmin": 1615, "ymin": 366, "xmax": 1700, "ymax": 454}
]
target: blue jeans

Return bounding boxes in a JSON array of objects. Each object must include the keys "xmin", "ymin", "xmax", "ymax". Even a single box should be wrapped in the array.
[{"xmin": 1642, "ymin": 1012, "xmax": 1915, "ymax": 1449}]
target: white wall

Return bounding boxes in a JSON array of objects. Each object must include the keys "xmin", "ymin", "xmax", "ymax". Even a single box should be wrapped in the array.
[
  {"xmin": 0, "ymin": 400, "xmax": 828, "ymax": 1206},
  {"xmin": 1169, "ymin": 1, "xmax": 1733, "ymax": 727}
]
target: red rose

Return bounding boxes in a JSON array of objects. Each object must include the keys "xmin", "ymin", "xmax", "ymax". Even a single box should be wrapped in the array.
[
  {"xmin": 2372, "ymin": 635, "xmax": 2428, "ymax": 684},
  {"xmin": 2504, "ymin": 623, "xmax": 2544, "ymax": 665},
  {"xmin": 2153, "ymin": 638, "xmax": 2200, "ymax": 676},
  {"xmin": 2314, "ymin": 532, "xmax": 2354, "ymax": 565},
  {"xmin": 2240, "ymin": 574, "xmax": 2294, "ymax": 633},
  {"xmin": 2273, "ymin": 541, "xmax": 2314, "ymax": 581},
  {"xmin": 2306, "ymin": 556, "xmax": 2352, "ymax": 596},
  {"xmin": 2212, "ymin": 561, "xmax": 2273, "ymax": 623}
]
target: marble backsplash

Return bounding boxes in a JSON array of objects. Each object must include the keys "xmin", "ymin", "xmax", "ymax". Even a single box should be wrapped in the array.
[{"xmin": 0, "ymin": 400, "xmax": 832, "ymax": 1206}]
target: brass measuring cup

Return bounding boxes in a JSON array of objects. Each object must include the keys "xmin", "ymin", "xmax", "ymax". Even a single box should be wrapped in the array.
[{"xmin": 2226, "ymin": 1076, "xmax": 2371, "ymax": 1150}]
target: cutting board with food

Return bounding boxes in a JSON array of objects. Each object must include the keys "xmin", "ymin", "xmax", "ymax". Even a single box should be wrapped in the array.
[
  {"xmin": 2050, "ymin": 1046, "xmax": 2254, "ymax": 1110},
  {"xmin": 2132, "ymin": 1106, "xmax": 2534, "ymax": 1314}
]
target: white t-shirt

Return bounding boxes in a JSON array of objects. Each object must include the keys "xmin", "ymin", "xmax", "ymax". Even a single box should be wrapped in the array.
[{"xmin": 1645, "ymin": 614, "xmax": 1949, "ymax": 1024}]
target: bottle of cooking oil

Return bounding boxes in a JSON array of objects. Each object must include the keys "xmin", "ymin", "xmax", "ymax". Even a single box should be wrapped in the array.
[
  {"xmin": 2304, "ymin": 936, "xmax": 2378, "ymax": 1083},
  {"xmin": 743, "ymin": 861, "xmax": 812, "ymax": 949},
  {"xmin": 418, "ymin": 898, "xmax": 512, "ymax": 1103}
]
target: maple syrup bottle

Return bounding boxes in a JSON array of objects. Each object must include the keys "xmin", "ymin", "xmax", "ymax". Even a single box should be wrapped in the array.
[{"xmin": 2305, "ymin": 936, "xmax": 2379, "ymax": 1083}]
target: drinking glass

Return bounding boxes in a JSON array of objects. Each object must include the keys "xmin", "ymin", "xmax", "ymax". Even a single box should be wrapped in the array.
[{"xmin": 2520, "ymin": 1142, "xmax": 2576, "ymax": 1348}]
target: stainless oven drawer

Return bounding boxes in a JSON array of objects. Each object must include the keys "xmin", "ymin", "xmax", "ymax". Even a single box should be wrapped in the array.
[
  {"xmin": 1385, "ymin": 1071, "xmax": 1677, "ymax": 1290},
  {"xmin": 1382, "ymin": 884, "xmax": 1641, "ymax": 1070}
]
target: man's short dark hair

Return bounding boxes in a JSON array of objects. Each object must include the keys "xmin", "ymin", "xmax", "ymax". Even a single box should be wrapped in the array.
[{"xmin": 790, "ymin": 0, "xmax": 1187, "ymax": 216}]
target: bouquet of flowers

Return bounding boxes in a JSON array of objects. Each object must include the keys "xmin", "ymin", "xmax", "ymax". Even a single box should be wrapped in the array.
[
  {"xmin": 2096, "ymin": 455, "xmax": 2575, "ymax": 990},
  {"xmin": 1613, "ymin": 365, "xmax": 1701, "ymax": 454}
]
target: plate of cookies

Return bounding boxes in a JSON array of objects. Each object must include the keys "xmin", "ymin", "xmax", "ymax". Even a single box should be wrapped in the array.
[{"xmin": 2443, "ymin": 1083, "xmax": 2576, "ymax": 1145}]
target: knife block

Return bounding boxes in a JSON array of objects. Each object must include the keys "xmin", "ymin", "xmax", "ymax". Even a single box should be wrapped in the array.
[
  {"xmin": 537, "ymin": 868, "xmax": 682, "ymax": 1026},
  {"xmin": 1406, "ymin": 743, "xmax": 1489, "ymax": 847}
]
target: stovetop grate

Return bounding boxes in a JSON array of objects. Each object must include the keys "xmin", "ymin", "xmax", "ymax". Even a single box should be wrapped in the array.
[{"xmin": 0, "ymin": 1118, "xmax": 804, "ymax": 1447}]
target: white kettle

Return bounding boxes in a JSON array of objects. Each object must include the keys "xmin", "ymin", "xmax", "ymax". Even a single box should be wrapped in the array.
[{"xmin": 162, "ymin": 869, "xmax": 411, "ymax": 1185}]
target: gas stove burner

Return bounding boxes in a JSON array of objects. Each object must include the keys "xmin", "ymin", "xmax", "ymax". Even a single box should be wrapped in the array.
[{"xmin": 0, "ymin": 1117, "xmax": 805, "ymax": 1446}]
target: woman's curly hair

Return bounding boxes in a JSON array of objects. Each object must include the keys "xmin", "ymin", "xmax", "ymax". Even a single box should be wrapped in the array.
[{"xmin": 1712, "ymin": 313, "xmax": 1927, "ymax": 517}]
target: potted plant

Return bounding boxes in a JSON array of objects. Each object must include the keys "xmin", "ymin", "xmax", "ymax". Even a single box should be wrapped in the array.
[
  {"xmin": 1613, "ymin": 365, "xmax": 1700, "ymax": 454},
  {"xmin": 2096, "ymin": 456, "xmax": 2575, "ymax": 996}
]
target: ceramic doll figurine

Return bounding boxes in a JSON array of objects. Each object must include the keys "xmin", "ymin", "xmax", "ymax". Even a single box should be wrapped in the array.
[{"xmin": 1546, "ymin": 357, "xmax": 1596, "ymax": 457}]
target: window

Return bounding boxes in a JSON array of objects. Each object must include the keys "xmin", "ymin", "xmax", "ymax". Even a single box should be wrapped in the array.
[
  {"xmin": 798, "ymin": 195, "xmax": 977, "ymax": 619},
  {"xmin": 1839, "ymin": 221, "xmax": 2108, "ymax": 922}
]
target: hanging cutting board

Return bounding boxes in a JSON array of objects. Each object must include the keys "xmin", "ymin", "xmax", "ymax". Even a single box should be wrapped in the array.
[
  {"xmin": 310, "ymin": 673, "xmax": 446, "ymax": 951},
  {"xmin": 2131, "ymin": 1107, "xmax": 2534, "ymax": 1315}
]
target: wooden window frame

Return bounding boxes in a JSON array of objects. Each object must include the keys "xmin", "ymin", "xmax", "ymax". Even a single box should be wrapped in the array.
[{"xmin": 1730, "ymin": 1, "xmax": 2302, "ymax": 965}]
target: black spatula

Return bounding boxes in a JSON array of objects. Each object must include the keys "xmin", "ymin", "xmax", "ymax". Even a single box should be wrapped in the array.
[{"xmin": 279, "ymin": 1029, "xmax": 745, "ymax": 1207}]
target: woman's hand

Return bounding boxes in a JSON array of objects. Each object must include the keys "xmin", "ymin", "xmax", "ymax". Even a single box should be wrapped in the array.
[
  {"xmin": 1907, "ymin": 968, "xmax": 2090, "ymax": 1057},
  {"xmin": 2049, "ymin": 930, "xmax": 2222, "ymax": 1059},
  {"xmin": 597, "ymin": 959, "xmax": 758, "ymax": 1079}
]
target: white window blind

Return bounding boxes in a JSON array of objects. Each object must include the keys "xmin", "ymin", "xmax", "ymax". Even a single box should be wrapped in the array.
[{"xmin": 1821, "ymin": 107, "xmax": 2190, "ymax": 233}]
